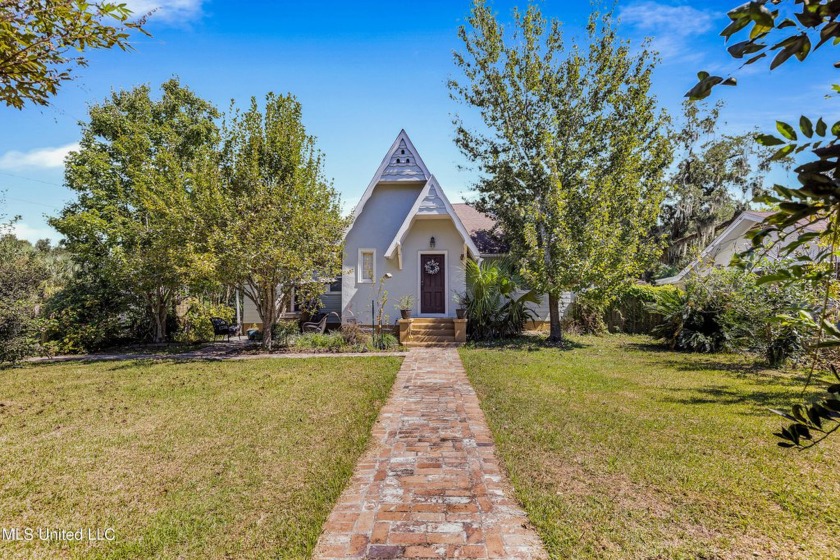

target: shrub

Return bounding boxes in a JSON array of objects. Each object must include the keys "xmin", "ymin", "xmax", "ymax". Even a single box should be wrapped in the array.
[
  {"xmin": 174, "ymin": 298, "xmax": 234, "ymax": 344},
  {"xmin": 648, "ymin": 265, "xmax": 814, "ymax": 362},
  {"xmin": 372, "ymin": 332, "xmax": 399, "ymax": 351},
  {"xmin": 1, "ymin": 234, "xmax": 49, "ymax": 363},
  {"xmin": 340, "ymin": 322, "xmax": 370, "ymax": 346},
  {"xmin": 464, "ymin": 259, "xmax": 539, "ymax": 341},
  {"xmin": 272, "ymin": 320, "xmax": 299, "ymax": 348},
  {"xmin": 292, "ymin": 332, "xmax": 346, "ymax": 351},
  {"xmin": 605, "ymin": 284, "xmax": 679, "ymax": 335}
]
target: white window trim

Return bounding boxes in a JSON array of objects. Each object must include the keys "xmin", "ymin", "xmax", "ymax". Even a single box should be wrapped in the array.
[
  {"xmin": 417, "ymin": 250, "xmax": 448, "ymax": 317},
  {"xmin": 358, "ymin": 248, "xmax": 376, "ymax": 284}
]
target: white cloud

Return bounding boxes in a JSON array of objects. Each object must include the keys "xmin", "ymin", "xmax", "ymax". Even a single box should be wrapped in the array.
[
  {"xmin": 123, "ymin": 0, "xmax": 204, "ymax": 22},
  {"xmin": 0, "ymin": 142, "xmax": 79, "ymax": 170},
  {"xmin": 10, "ymin": 221, "xmax": 60, "ymax": 244},
  {"xmin": 619, "ymin": 1, "xmax": 716, "ymax": 64}
]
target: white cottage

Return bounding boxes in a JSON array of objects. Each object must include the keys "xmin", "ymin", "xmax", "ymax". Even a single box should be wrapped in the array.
[
  {"xmin": 342, "ymin": 130, "xmax": 480, "ymax": 324},
  {"xmin": 242, "ymin": 130, "xmax": 569, "ymax": 342}
]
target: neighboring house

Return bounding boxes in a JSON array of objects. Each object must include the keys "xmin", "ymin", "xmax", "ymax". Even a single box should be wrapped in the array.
[
  {"xmin": 243, "ymin": 130, "xmax": 572, "ymax": 331},
  {"xmin": 657, "ymin": 210, "xmax": 825, "ymax": 286}
]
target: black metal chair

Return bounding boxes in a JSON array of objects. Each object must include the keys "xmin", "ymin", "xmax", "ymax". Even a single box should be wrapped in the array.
[{"xmin": 210, "ymin": 317, "xmax": 239, "ymax": 341}]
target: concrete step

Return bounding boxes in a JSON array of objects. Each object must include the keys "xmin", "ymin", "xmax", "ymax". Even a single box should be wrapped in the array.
[
  {"xmin": 410, "ymin": 322, "xmax": 454, "ymax": 328},
  {"xmin": 408, "ymin": 335, "xmax": 457, "ymax": 343},
  {"xmin": 411, "ymin": 327, "xmax": 455, "ymax": 335},
  {"xmin": 404, "ymin": 341, "xmax": 463, "ymax": 348},
  {"xmin": 410, "ymin": 318, "xmax": 455, "ymax": 324}
]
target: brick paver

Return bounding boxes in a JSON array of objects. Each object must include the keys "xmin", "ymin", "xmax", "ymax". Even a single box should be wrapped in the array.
[{"xmin": 313, "ymin": 348, "xmax": 547, "ymax": 559}]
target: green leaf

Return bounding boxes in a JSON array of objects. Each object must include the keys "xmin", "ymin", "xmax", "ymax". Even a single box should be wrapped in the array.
[
  {"xmin": 756, "ymin": 271, "xmax": 792, "ymax": 284},
  {"xmin": 816, "ymin": 118, "xmax": 827, "ymax": 136},
  {"xmin": 756, "ymin": 133, "xmax": 784, "ymax": 146},
  {"xmin": 832, "ymin": 121, "xmax": 840, "ymax": 136},
  {"xmin": 799, "ymin": 116, "xmax": 813, "ymax": 138},
  {"xmin": 776, "ymin": 121, "xmax": 797, "ymax": 140},
  {"xmin": 770, "ymin": 144, "xmax": 795, "ymax": 160}
]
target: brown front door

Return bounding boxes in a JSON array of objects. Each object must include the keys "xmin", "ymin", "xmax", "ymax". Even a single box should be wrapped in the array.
[{"xmin": 420, "ymin": 253, "xmax": 446, "ymax": 314}]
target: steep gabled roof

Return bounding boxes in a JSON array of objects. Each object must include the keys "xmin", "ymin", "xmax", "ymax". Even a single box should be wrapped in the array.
[
  {"xmin": 384, "ymin": 176, "xmax": 481, "ymax": 264},
  {"xmin": 345, "ymin": 130, "xmax": 431, "ymax": 235}
]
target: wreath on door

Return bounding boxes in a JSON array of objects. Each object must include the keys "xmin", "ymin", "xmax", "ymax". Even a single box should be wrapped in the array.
[{"xmin": 424, "ymin": 259, "xmax": 440, "ymax": 275}]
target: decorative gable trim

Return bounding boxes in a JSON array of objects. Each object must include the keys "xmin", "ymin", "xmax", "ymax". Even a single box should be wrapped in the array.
[
  {"xmin": 384, "ymin": 175, "xmax": 481, "ymax": 268},
  {"xmin": 345, "ymin": 130, "xmax": 432, "ymax": 236}
]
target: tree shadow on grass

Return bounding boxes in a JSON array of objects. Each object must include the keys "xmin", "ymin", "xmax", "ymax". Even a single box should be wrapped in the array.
[
  {"xmin": 658, "ymin": 384, "xmax": 798, "ymax": 414},
  {"xmin": 465, "ymin": 334, "xmax": 590, "ymax": 352}
]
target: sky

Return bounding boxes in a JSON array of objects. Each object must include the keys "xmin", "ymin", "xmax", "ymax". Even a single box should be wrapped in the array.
[{"xmin": 1, "ymin": 0, "xmax": 838, "ymax": 243}]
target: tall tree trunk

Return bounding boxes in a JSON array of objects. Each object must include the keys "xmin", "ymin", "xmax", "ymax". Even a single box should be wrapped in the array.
[
  {"xmin": 547, "ymin": 291, "xmax": 563, "ymax": 343},
  {"xmin": 258, "ymin": 283, "xmax": 277, "ymax": 351},
  {"xmin": 148, "ymin": 288, "xmax": 169, "ymax": 343}
]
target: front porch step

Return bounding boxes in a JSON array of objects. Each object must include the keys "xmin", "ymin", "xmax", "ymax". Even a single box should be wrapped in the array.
[
  {"xmin": 404, "ymin": 341, "xmax": 462, "ymax": 348},
  {"xmin": 399, "ymin": 318, "xmax": 466, "ymax": 347},
  {"xmin": 407, "ymin": 335, "xmax": 457, "ymax": 343}
]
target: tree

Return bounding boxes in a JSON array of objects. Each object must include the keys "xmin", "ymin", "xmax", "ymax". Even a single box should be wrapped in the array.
[
  {"xmin": 0, "ymin": 220, "xmax": 49, "ymax": 364},
  {"xmin": 660, "ymin": 101, "xmax": 771, "ymax": 270},
  {"xmin": 210, "ymin": 93, "xmax": 346, "ymax": 350},
  {"xmin": 50, "ymin": 79, "xmax": 220, "ymax": 343},
  {"xmin": 0, "ymin": 0, "xmax": 148, "ymax": 109},
  {"xmin": 682, "ymin": 0, "xmax": 840, "ymax": 448},
  {"xmin": 450, "ymin": 1, "xmax": 672, "ymax": 341}
]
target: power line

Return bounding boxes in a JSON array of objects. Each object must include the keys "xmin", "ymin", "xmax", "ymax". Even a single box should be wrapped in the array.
[
  {"xmin": 0, "ymin": 170, "xmax": 63, "ymax": 187},
  {"xmin": 2, "ymin": 195, "xmax": 62, "ymax": 210}
]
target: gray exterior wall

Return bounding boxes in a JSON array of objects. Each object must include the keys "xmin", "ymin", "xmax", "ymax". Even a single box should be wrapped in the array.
[{"xmin": 343, "ymin": 183, "xmax": 469, "ymax": 323}]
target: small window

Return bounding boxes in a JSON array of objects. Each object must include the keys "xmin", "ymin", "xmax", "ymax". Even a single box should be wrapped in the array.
[
  {"xmin": 358, "ymin": 249, "xmax": 375, "ymax": 283},
  {"xmin": 396, "ymin": 158, "xmax": 401, "ymax": 163},
  {"xmin": 401, "ymin": 149, "xmax": 405, "ymax": 154},
  {"xmin": 406, "ymin": 158, "xmax": 409, "ymax": 163}
]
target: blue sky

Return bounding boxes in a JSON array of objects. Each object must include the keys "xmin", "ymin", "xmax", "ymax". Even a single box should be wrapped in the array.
[{"xmin": 1, "ymin": 0, "xmax": 837, "ymax": 242}]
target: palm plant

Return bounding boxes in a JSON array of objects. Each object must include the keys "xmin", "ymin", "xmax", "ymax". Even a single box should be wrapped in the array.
[{"xmin": 463, "ymin": 258, "xmax": 539, "ymax": 340}]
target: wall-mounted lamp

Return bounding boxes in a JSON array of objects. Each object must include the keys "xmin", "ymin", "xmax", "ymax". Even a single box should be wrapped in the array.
[{"xmin": 429, "ymin": 236, "xmax": 436, "ymax": 249}]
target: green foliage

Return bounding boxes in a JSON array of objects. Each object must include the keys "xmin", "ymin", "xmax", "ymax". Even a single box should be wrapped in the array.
[
  {"xmin": 40, "ymin": 266, "xmax": 140, "ymax": 354},
  {"xmin": 771, "ymin": 363, "xmax": 840, "ymax": 449},
  {"xmin": 374, "ymin": 332, "xmax": 400, "ymax": 351},
  {"xmin": 687, "ymin": 1, "xmax": 840, "ymax": 100},
  {"xmin": 0, "ymin": 0, "xmax": 148, "ymax": 109},
  {"xmin": 272, "ymin": 320, "xmax": 299, "ymax": 348},
  {"xmin": 50, "ymin": 79, "xmax": 220, "ymax": 343},
  {"xmin": 604, "ymin": 284, "xmax": 678, "ymax": 335},
  {"xmin": 292, "ymin": 332, "xmax": 346, "ymax": 351},
  {"xmin": 685, "ymin": 0, "xmax": 840, "ymax": 446},
  {"xmin": 174, "ymin": 298, "xmax": 234, "ymax": 344},
  {"xmin": 395, "ymin": 294, "xmax": 415, "ymax": 311},
  {"xmin": 451, "ymin": 2, "xmax": 672, "ymax": 341},
  {"xmin": 660, "ymin": 101, "xmax": 773, "ymax": 268},
  {"xmin": 210, "ymin": 93, "xmax": 347, "ymax": 350},
  {"xmin": 0, "ymin": 227, "xmax": 49, "ymax": 363},
  {"xmin": 648, "ymin": 266, "xmax": 813, "ymax": 361},
  {"xmin": 463, "ymin": 259, "xmax": 539, "ymax": 341}
]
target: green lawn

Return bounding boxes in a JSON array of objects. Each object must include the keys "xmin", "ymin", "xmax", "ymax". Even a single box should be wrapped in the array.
[
  {"xmin": 0, "ymin": 356, "xmax": 401, "ymax": 559},
  {"xmin": 460, "ymin": 335, "xmax": 840, "ymax": 559}
]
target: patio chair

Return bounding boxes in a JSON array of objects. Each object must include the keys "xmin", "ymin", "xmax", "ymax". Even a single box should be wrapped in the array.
[
  {"xmin": 210, "ymin": 317, "xmax": 239, "ymax": 341},
  {"xmin": 302, "ymin": 314, "xmax": 328, "ymax": 334}
]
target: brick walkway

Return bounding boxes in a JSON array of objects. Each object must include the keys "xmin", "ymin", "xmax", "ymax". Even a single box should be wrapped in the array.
[{"xmin": 312, "ymin": 348, "xmax": 547, "ymax": 559}]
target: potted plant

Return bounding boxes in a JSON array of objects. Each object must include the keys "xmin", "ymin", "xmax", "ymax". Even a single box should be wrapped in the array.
[
  {"xmin": 454, "ymin": 292, "xmax": 467, "ymax": 319},
  {"xmin": 396, "ymin": 294, "xmax": 415, "ymax": 320}
]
